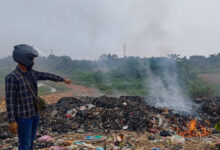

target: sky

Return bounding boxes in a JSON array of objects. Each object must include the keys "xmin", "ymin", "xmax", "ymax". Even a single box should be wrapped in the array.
[{"xmin": 0, "ymin": 0, "xmax": 220, "ymax": 60}]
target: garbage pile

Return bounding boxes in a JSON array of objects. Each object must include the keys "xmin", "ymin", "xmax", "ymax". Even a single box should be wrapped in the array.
[
  {"xmin": 36, "ymin": 96, "xmax": 219, "ymax": 135},
  {"xmin": 200, "ymin": 97, "xmax": 220, "ymax": 124},
  {"xmin": 0, "ymin": 96, "xmax": 219, "ymax": 150},
  {"xmin": 38, "ymin": 96, "xmax": 155, "ymax": 134}
]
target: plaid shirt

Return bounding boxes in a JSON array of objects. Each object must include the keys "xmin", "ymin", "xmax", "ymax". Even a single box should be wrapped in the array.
[{"xmin": 5, "ymin": 66, "xmax": 64, "ymax": 123}]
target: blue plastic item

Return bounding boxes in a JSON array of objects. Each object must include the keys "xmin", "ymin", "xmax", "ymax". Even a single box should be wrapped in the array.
[
  {"xmin": 73, "ymin": 141, "xmax": 84, "ymax": 145},
  {"xmin": 85, "ymin": 135, "xmax": 103, "ymax": 140},
  {"xmin": 96, "ymin": 147, "xmax": 105, "ymax": 150}
]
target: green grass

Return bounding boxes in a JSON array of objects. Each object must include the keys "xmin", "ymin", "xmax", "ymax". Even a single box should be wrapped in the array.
[
  {"xmin": 67, "ymin": 70, "xmax": 149, "ymax": 96},
  {"xmin": 1, "ymin": 55, "xmax": 220, "ymax": 98},
  {"xmin": 38, "ymin": 81, "xmax": 70, "ymax": 96},
  {"xmin": 210, "ymin": 82, "xmax": 220, "ymax": 97},
  {"xmin": 38, "ymin": 86, "xmax": 52, "ymax": 96},
  {"xmin": 0, "ymin": 68, "xmax": 14, "ymax": 97}
]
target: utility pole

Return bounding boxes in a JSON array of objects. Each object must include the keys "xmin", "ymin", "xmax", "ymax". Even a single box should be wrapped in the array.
[
  {"xmin": 123, "ymin": 43, "xmax": 126, "ymax": 58},
  {"xmin": 50, "ymin": 49, "xmax": 54, "ymax": 55}
]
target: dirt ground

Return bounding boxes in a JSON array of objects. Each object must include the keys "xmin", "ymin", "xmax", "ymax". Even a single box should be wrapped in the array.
[
  {"xmin": 199, "ymin": 74, "xmax": 220, "ymax": 84},
  {"xmin": 0, "ymin": 83, "xmax": 100, "ymax": 112},
  {"xmin": 40, "ymin": 83, "xmax": 100, "ymax": 104}
]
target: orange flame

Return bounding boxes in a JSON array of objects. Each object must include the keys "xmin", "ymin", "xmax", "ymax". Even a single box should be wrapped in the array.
[{"xmin": 176, "ymin": 119, "xmax": 210, "ymax": 138}]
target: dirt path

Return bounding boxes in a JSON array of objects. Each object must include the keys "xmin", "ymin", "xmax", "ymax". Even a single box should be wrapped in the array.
[
  {"xmin": 41, "ymin": 83, "xmax": 100, "ymax": 104},
  {"xmin": 0, "ymin": 83, "xmax": 100, "ymax": 112},
  {"xmin": 199, "ymin": 74, "xmax": 220, "ymax": 84}
]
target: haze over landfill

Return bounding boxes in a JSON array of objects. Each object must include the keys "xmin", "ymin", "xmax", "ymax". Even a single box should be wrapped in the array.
[{"xmin": 0, "ymin": 0, "xmax": 220, "ymax": 59}]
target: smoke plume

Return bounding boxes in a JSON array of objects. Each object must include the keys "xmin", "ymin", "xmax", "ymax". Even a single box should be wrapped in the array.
[{"xmin": 146, "ymin": 57, "xmax": 195, "ymax": 115}]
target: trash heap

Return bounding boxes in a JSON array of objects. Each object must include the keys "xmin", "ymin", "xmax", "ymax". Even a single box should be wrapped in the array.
[
  {"xmin": 37, "ymin": 96, "xmax": 219, "ymax": 135},
  {"xmin": 39, "ymin": 96, "xmax": 156, "ymax": 134},
  {"xmin": 0, "ymin": 96, "xmax": 219, "ymax": 150},
  {"xmin": 200, "ymin": 98, "xmax": 220, "ymax": 124}
]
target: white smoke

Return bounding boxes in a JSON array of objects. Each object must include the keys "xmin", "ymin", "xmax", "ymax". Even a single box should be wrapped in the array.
[
  {"xmin": 146, "ymin": 57, "xmax": 195, "ymax": 115},
  {"xmin": 34, "ymin": 47, "xmax": 47, "ymax": 57}
]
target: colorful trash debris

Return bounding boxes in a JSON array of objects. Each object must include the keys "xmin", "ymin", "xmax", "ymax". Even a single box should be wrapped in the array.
[
  {"xmin": 123, "ymin": 126, "xmax": 128, "ymax": 130},
  {"xmin": 171, "ymin": 135, "xmax": 185, "ymax": 143},
  {"xmin": 37, "ymin": 135, "xmax": 54, "ymax": 142},
  {"xmin": 116, "ymin": 134, "xmax": 124, "ymax": 142},
  {"xmin": 49, "ymin": 146, "xmax": 64, "ymax": 150},
  {"xmin": 215, "ymin": 121, "xmax": 220, "ymax": 131},
  {"xmin": 84, "ymin": 135, "xmax": 106, "ymax": 141},
  {"xmin": 73, "ymin": 141, "xmax": 84, "ymax": 145},
  {"xmin": 96, "ymin": 147, "xmax": 105, "ymax": 150}
]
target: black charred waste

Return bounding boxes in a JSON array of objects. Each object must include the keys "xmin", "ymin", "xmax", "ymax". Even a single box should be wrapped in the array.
[
  {"xmin": 38, "ymin": 96, "xmax": 155, "ymax": 134},
  {"xmin": 0, "ymin": 96, "xmax": 219, "ymax": 138},
  {"xmin": 37, "ymin": 96, "xmax": 219, "ymax": 135}
]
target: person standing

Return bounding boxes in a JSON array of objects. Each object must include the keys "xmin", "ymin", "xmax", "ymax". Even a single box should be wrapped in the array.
[{"xmin": 5, "ymin": 44, "xmax": 72, "ymax": 150}]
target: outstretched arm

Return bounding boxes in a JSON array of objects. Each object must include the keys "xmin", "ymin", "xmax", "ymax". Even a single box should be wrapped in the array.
[
  {"xmin": 33, "ymin": 70, "xmax": 72, "ymax": 84},
  {"xmin": 33, "ymin": 70, "xmax": 64, "ymax": 82},
  {"xmin": 63, "ymin": 78, "xmax": 72, "ymax": 84}
]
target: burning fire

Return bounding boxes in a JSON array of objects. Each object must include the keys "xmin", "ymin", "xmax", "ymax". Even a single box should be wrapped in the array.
[{"xmin": 175, "ymin": 119, "xmax": 211, "ymax": 138}]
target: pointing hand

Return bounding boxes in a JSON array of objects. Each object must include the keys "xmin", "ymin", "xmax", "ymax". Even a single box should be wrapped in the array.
[{"xmin": 64, "ymin": 78, "xmax": 72, "ymax": 84}]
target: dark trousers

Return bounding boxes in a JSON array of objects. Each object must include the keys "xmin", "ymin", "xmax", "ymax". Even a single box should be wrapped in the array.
[{"xmin": 16, "ymin": 114, "xmax": 39, "ymax": 150}]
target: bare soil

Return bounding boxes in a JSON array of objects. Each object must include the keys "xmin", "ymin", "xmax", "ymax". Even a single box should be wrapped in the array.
[
  {"xmin": 41, "ymin": 83, "xmax": 100, "ymax": 104},
  {"xmin": 0, "ymin": 83, "xmax": 100, "ymax": 112},
  {"xmin": 199, "ymin": 74, "xmax": 220, "ymax": 84}
]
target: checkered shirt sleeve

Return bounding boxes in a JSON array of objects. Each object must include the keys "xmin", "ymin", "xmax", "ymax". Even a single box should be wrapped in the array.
[
  {"xmin": 5, "ymin": 75, "xmax": 18, "ymax": 123},
  {"xmin": 33, "ymin": 70, "xmax": 64, "ymax": 82}
]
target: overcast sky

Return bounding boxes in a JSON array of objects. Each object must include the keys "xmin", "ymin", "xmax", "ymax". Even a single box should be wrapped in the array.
[{"xmin": 0, "ymin": 0, "xmax": 220, "ymax": 59}]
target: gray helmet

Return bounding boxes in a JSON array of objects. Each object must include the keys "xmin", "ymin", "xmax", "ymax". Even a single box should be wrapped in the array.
[{"xmin": 13, "ymin": 44, "xmax": 39, "ymax": 66}]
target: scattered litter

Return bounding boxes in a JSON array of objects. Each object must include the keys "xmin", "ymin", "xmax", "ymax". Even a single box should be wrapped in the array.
[
  {"xmin": 96, "ymin": 147, "xmax": 105, "ymax": 150},
  {"xmin": 116, "ymin": 134, "xmax": 124, "ymax": 142},
  {"xmin": 73, "ymin": 141, "xmax": 85, "ymax": 145},
  {"xmin": 215, "ymin": 121, "xmax": 220, "ymax": 131},
  {"xmin": 159, "ymin": 130, "xmax": 171, "ymax": 137},
  {"xmin": 49, "ymin": 146, "xmax": 64, "ymax": 150},
  {"xmin": 0, "ymin": 96, "xmax": 219, "ymax": 149},
  {"xmin": 84, "ymin": 135, "xmax": 106, "ymax": 141},
  {"xmin": 37, "ymin": 135, "xmax": 54, "ymax": 142},
  {"xmin": 123, "ymin": 126, "xmax": 128, "ymax": 130},
  {"xmin": 171, "ymin": 135, "xmax": 185, "ymax": 143},
  {"xmin": 151, "ymin": 148, "xmax": 161, "ymax": 150}
]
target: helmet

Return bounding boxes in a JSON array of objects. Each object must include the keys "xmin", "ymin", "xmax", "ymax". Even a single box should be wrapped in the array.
[{"xmin": 13, "ymin": 44, "xmax": 39, "ymax": 67}]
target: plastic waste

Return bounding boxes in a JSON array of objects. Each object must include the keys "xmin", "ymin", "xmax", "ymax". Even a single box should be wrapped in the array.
[
  {"xmin": 96, "ymin": 147, "xmax": 105, "ymax": 150},
  {"xmin": 113, "ymin": 146, "xmax": 120, "ymax": 150},
  {"xmin": 171, "ymin": 135, "xmax": 185, "ymax": 143},
  {"xmin": 66, "ymin": 109, "xmax": 77, "ymax": 118},
  {"xmin": 66, "ymin": 145, "xmax": 78, "ymax": 150},
  {"xmin": 215, "ymin": 121, "xmax": 220, "ymax": 131},
  {"xmin": 49, "ymin": 146, "xmax": 64, "ymax": 150},
  {"xmin": 73, "ymin": 141, "xmax": 84, "ymax": 145},
  {"xmin": 37, "ymin": 135, "xmax": 54, "ymax": 142},
  {"xmin": 85, "ymin": 135, "xmax": 105, "ymax": 141},
  {"xmin": 116, "ymin": 134, "xmax": 124, "ymax": 142}
]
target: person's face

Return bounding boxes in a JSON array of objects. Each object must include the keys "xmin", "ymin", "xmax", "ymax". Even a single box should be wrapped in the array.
[
  {"xmin": 32, "ymin": 58, "xmax": 35, "ymax": 65},
  {"xmin": 27, "ymin": 58, "xmax": 35, "ymax": 70}
]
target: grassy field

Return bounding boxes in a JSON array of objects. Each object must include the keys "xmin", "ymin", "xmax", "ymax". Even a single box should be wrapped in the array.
[
  {"xmin": 0, "ymin": 71, "xmax": 70, "ymax": 97},
  {"xmin": 1, "ymin": 54, "xmax": 220, "ymax": 98},
  {"xmin": 38, "ymin": 81, "xmax": 70, "ymax": 96},
  {"xmin": 198, "ymin": 74, "xmax": 220, "ymax": 97},
  {"xmin": 0, "ymin": 68, "xmax": 13, "ymax": 97}
]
